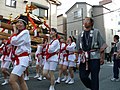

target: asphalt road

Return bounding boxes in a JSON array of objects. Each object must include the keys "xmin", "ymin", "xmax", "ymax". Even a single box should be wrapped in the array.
[{"xmin": 0, "ymin": 62, "xmax": 120, "ymax": 90}]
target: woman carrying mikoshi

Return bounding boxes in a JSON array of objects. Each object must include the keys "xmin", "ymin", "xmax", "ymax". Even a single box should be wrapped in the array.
[
  {"xmin": 8, "ymin": 15, "xmax": 31, "ymax": 90},
  {"xmin": 43, "ymin": 28, "xmax": 60, "ymax": 90}
]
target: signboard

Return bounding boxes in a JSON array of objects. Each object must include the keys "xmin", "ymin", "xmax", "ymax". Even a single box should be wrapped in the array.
[{"xmin": 99, "ymin": 0, "xmax": 112, "ymax": 5}]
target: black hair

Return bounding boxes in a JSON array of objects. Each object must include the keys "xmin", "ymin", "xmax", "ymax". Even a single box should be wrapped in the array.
[
  {"xmin": 59, "ymin": 36, "xmax": 64, "ymax": 42},
  {"xmin": 22, "ymin": 21, "xmax": 27, "ymax": 27},
  {"xmin": 51, "ymin": 28, "xmax": 58, "ymax": 38},
  {"xmin": 43, "ymin": 38, "xmax": 48, "ymax": 44},
  {"xmin": 114, "ymin": 35, "xmax": 119, "ymax": 40},
  {"xmin": 72, "ymin": 36, "xmax": 76, "ymax": 43},
  {"xmin": 85, "ymin": 17, "xmax": 94, "ymax": 26},
  {"xmin": 111, "ymin": 42, "xmax": 115, "ymax": 45},
  {"xmin": 69, "ymin": 36, "xmax": 76, "ymax": 43}
]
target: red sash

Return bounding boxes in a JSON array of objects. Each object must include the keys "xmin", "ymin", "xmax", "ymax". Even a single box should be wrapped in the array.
[
  {"xmin": 58, "ymin": 43, "xmax": 62, "ymax": 59},
  {"xmin": 46, "ymin": 39, "xmax": 58, "ymax": 60},
  {"xmin": 63, "ymin": 44, "xmax": 75, "ymax": 61},
  {"xmin": 36, "ymin": 45, "xmax": 46, "ymax": 60},
  {"xmin": 41, "ymin": 45, "xmax": 46, "ymax": 59},
  {"xmin": 11, "ymin": 46, "xmax": 29, "ymax": 65},
  {"xmin": 63, "ymin": 52, "xmax": 74, "ymax": 61},
  {"xmin": 11, "ymin": 52, "xmax": 29, "ymax": 65},
  {"xmin": 58, "ymin": 43, "xmax": 67, "ymax": 59},
  {"xmin": 1, "ymin": 44, "xmax": 11, "ymax": 61}
]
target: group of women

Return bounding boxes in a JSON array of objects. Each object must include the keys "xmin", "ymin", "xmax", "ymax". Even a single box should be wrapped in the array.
[{"xmin": 0, "ymin": 15, "xmax": 81, "ymax": 90}]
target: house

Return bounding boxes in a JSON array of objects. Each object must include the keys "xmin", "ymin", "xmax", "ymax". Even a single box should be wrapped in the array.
[
  {"xmin": 0, "ymin": 0, "xmax": 61, "ymax": 29},
  {"xmin": 57, "ymin": 14, "xmax": 67, "ymax": 39},
  {"xmin": 99, "ymin": 0, "xmax": 120, "ymax": 53},
  {"xmin": 0, "ymin": 0, "xmax": 61, "ymax": 52},
  {"xmin": 65, "ymin": 2, "xmax": 92, "ymax": 39}
]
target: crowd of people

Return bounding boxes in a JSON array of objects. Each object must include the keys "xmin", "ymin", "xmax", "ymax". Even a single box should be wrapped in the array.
[{"xmin": 1, "ymin": 16, "xmax": 120, "ymax": 90}]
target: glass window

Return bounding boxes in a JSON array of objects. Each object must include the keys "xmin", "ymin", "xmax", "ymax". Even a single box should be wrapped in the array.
[
  {"xmin": 74, "ymin": 9, "xmax": 82, "ymax": 19},
  {"xmin": 74, "ymin": 11, "xmax": 78, "ymax": 18},
  {"xmin": 117, "ymin": 30, "xmax": 120, "ymax": 32},
  {"xmin": 118, "ymin": 21, "xmax": 120, "ymax": 25},
  {"xmin": 32, "ymin": 7, "xmax": 48, "ymax": 19},
  {"xmin": 74, "ymin": 30, "xmax": 78, "ymax": 35},
  {"xmin": 5, "ymin": 0, "xmax": 16, "ymax": 8},
  {"xmin": 71, "ymin": 31, "xmax": 73, "ymax": 36},
  {"xmin": 111, "ymin": 29, "xmax": 113, "ymax": 35},
  {"xmin": 32, "ymin": 9, "xmax": 39, "ymax": 16}
]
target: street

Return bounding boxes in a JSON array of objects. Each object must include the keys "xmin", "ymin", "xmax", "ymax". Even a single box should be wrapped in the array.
[{"xmin": 0, "ymin": 62, "xmax": 120, "ymax": 90}]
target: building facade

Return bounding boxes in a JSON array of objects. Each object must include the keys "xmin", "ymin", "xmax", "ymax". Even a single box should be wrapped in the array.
[
  {"xmin": 65, "ymin": 2, "xmax": 92, "ymax": 39},
  {"xmin": 0, "ymin": 0, "xmax": 61, "ymax": 28},
  {"xmin": 57, "ymin": 14, "xmax": 67, "ymax": 39},
  {"xmin": 99, "ymin": 0, "xmax": 120, "ymax": 53}
]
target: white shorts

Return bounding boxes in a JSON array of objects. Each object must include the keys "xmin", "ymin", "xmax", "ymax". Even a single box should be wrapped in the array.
[
  {"xmin": 1, "ymin": 61, "xmax": 11, "ymax": 69},
  {"xmin": 59, "ymin": 59, "xmax": 64, "ymax": 65},
  {"xmin": 42, "ymin": 59, "xmax": 45, "ymax": 66},
  {"xmin": 36, "ymin": 59, "xmax": 45, "ymax": 66},
  {"xmin": 63, "ymin": 60, "xmax": 75, "ymax": 67},
  {"xmin": 77, "ymin": 55, "xmax": 81, "ymax": 65},
  {"xmin": 36, "ymin": 59, "xmax": 41, "ymax": 65},
  {"xmin": 11, "ymin": 65, "xmax": 26, "ymax": 77},
  {"xmin": 43, "ymin": 61, "xmax": 58, "ymax": 71}
]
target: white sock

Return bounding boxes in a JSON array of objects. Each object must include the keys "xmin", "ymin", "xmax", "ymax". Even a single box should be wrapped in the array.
[
  {"xmin": 58, "ymin": 77, "xmax": 60, "ymax": 80},
  {"xmin": 5, "ymin": 79, "xmax": 8, "ymax": 82},
  {"xmin": 36, "ymin": 73, "xmax": 39, "ymax": 76}
]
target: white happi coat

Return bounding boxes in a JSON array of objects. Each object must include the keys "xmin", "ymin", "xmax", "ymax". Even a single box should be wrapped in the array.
[
  {"xmin": 0, "ymin": 43, "xmax": 12, "ymax": 62},
  {"xmin": 66, "ymin": 42, "xmax": 76, "ymax": 61},
  {"xmin": 10, "ymin": 30, "xmax": 31, "ymax": 67},
  {"xmin": 47, "ymin": 39, "xmax": 60, "ymax": 62},
  {"xmin": 59, "ymin": 43, "xmax": 66, "ymax": 60},
  {"xmin": 35, "ymin": 45, "xmax": 43, "ymax": 60},
  {"xmin": 42, "ymin": 45, "xmax": 47, "ymax": 61}
]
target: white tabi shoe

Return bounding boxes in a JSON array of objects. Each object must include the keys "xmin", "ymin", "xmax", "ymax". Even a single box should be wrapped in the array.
[
  {"xmin": 61, "ymin": 76, "xmax": 67, "ymax": 82},
  {"xmin": 24, "ymin": 76, "xmax": 29, "ymax": 81},
  {"xmin": 37, "ymin": 76, "xmax": 42, "ymax": 81},
  {"xmin": 43, "ymin": 77, "xmax": 46, "ymax": 80},
  {"xmin": 111, "ymin": 78, "xmax": 120, "ymax": 82},
  {"xmin": 1, "ymin": 80, "xmax": 8, "ymax": 86},
  {"xmin": 65, "ymin": 77, "xmax": 71, "ymax": 84},
  {"xmin": 68, "ymin": 79, "xmax": 74, "ymax": 84},
  {"xmin": 56, "ymin": 78, "xmax": 60, "ymax": 84},
  {"xmin": 34, "ymin": 74, "xmax": 39, "ymax": 78},
  {"xmin": 49, "ymin": 85, "xmax": 55, "ymax": 90}
]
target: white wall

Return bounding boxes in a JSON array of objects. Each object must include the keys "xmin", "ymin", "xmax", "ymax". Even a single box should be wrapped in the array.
[{"xmin": 0, "ymin": 0, "xmax": 57, "ymax": 28}]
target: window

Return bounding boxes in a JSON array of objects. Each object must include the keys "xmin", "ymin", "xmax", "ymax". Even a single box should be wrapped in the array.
[
  {"xmin": 74, "ymin": 30, "xmax": 78, "ymax": 35},
  {"xmin": 118, "ymin": 30, "xmax": 120, "ymax": 32},
  {"xmin": 5, "ymin": 0, "xmax": 16, "ymax": 8},
  {"xmin": 118, "ymin": 21, "xmax": 120, "ymax": 25},
  {"xmin": 74, "ymin": 11, "xmax": 78, "ymax": 18},
  {"xmin": 74, "ymin": 9, "xmax": 82, "ymax": 19},
  {"xmin": 111, "ymin": 29, "xmax": 113, "ymax": 35},
  {"xmin": 31, "ymin": 2, "xmax": 48, "ymax": 19},
  {"xmin": 32, "ymin": 8, "xmax": 48, "ymax": 18},
  {"xmin": 71, "ymin": 31, "xmax": 73, "ymax": 36}
]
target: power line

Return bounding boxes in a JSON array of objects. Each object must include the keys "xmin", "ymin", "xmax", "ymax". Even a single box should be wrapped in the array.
[{"xmin": 57, "ymin": 7, "xmax": 120, "ymax": 26}]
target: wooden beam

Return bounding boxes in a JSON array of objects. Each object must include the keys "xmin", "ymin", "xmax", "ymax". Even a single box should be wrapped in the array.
[
  {"xmin": 0, "ymin": 35, "xmax": 9, "ymax": 39},
  {"xmin": 0, "ymin": 32, "xmax": 11, "ymax": 37},
  {"xmin": 0, "ymin": 32, "xmax": 43, "ymax": 43},
  {"xmin": 1, "ymin": 22, "xmax": 13, "ymax": 30},
  {"xmin": 31, "ymin": 45, "xmax": 37, "ymax": 48},
  {"xmin": 31, "ymin": 36, "xmax": 43, "ymax": 43}
]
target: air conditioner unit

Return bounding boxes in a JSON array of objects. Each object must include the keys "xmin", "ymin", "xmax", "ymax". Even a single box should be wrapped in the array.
[{"xmin": 23, "ymin": 0, "xmax": 28, "ymax": 3}]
